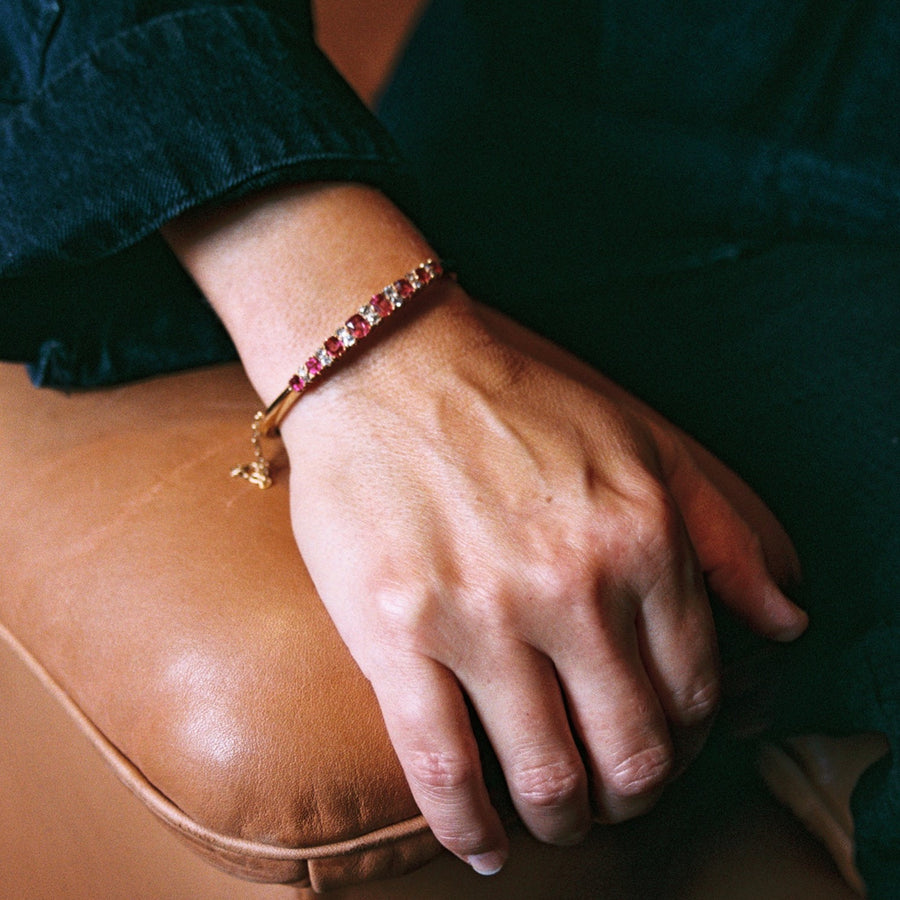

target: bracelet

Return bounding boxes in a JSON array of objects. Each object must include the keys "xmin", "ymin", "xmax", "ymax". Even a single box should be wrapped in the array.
[{"xmin": 231, "ymin": 259, "xmax": 446, "ymax": 489}]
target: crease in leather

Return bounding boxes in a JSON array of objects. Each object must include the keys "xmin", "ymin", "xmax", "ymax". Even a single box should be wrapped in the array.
[{"xmin": 46, "ymin": 433, "xmax": 227, "ymax": 563}]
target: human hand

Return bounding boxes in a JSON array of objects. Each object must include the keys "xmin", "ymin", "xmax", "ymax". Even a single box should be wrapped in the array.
[
  {"xmin": 280, "ymin": 285, "xmax": 808, "ymax": 874},
  {"xmin": 163, "ymin": 182, "xmax": 806, "ymax": 876}
]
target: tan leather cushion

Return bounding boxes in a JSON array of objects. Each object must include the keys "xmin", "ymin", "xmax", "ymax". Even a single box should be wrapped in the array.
[
  {"xmin": 0, "ymin": 326, "xmax": 866, "ymax": 896},
  {"xmin": 0, "ymin": 360, "xmax": 438, "ymax": 891}
]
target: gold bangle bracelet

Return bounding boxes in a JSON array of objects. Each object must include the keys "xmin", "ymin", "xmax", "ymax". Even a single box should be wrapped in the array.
[{"xmin": 231, "ymin": 259, "xmax": 446, "ymax": 489}]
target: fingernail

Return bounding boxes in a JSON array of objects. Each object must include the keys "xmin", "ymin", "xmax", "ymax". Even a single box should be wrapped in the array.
[{"xmin": 466, "ymin": 851, "xmax": 506, "ymax": 876}]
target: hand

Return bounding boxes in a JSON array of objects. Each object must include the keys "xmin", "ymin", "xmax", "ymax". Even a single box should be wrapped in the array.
[
  {"xmin": 280, "ymin": 286, "xmax": 807, "ymax": 874},
  {"xmin": 163, "ymin": 182, "xmax": 806, "ymax": 875}
]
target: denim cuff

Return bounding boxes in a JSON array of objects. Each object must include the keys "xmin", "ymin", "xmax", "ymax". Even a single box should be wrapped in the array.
[{"xmin": 1, "ymin": 4, "xmax": 413, "ymax": 276}]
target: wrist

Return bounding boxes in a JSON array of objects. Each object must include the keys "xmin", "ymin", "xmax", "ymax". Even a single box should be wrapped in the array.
[
  {"xmin": 277, "ymin": 276, "xmax": 482, "ymax": 435},
  {"xmin": 162, "ymin": 181, "xmax": 437, "ymax": 404},
  {"xmin": 255, "ymin": 256, "xmax": 450, "ymax": 449}
]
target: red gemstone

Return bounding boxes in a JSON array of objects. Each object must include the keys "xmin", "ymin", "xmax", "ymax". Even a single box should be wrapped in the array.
[
  {"xmin": 371, "ymin": 293, "xmax": 393, "ymax": 317},
  {"xmin": 396, "ymin": 278, "xmax": 415, "ymax": 299},
  {"xmin": 325, "ymin": 336, "xmax": 345, "ymax": 358},
  {"xmin": 306, "ymin": 356, "xmax": 323, "ymax": 377},
  {"xmin": 288, "ymin": 374, "xmax": 305, "ymax": 392},
  {"xmin": 415, "ymin": 266, "xmax": 430, "ymax": 284},
  {"xmin": 347, "ymin": 314, "xmax": 371, "ymax": 339}
]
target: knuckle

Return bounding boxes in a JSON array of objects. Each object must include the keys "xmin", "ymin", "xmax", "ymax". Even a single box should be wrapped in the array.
[
  {"xmin": 406, "ymin": 748, "xmax": 478, "ymax": 796},
  {"xmin": 509, "ymin": 757, "xmax": 587, "ymax": 810},
  {"xmin": 630, "ymin": 485, "xmax": 682, "ymax": 557},
  {"xmin": 606, "ymin": 742, "xmax": 673, "ymax": 797},
  {"xmin": 533, "ymin": 557, "xmax": 596, "ymax": 609},
  {"xmin": 370, "ymin": 585, "xmax": 439, "ymax": 644},
  {"xmin": 596, "ymin": 478, "xmax": 683, "ymax": 573},
  {"xmin": 674, "ymin": 677, "xmax": 721, "ymax": 726}
]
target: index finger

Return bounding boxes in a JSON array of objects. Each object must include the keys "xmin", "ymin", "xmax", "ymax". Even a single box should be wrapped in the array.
[{"xmin": 370, "ymin": 654, "xmax": 510, "ymax": 875}]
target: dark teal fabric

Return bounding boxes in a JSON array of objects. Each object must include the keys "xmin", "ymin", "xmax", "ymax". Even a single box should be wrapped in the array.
[
  {"xmin": 380, "ymin": 2, "xmax": 898, "ymax": 893},
  {"xmin": 0, "ymin": 1, "xmax": 411, "ymax": 384},
  {"xmin": 1, "ymin": 0, "xmax": 897, "ymax": 891}
]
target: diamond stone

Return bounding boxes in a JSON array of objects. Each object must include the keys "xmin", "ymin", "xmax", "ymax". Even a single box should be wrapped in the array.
[{"xmin": 335, "ymin": 325, "xmax": 355, "ymax": 348}]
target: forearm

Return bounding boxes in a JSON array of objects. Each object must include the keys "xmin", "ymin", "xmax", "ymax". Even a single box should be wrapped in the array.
[
  {"xmin": 161, "ymin": 182, "xmax": 444, "ymax": 406},
  {"xmin": 162, "ymin": 182, "xmax": 807, "ymax": 875}
]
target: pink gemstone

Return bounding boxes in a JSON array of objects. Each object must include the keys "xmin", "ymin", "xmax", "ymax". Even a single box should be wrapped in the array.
[
  {"xmin": 347, "ymin": 314, "xmax": 371, "ymax": 339},
  {"xmin": 325, "ymin": 336, "xmax": 345, "ymax": 358},
  {"xmin": 288, "ymin": 374, "xmax": 305, "ymax": 392},
  {"xmin": 396, "ymin": 278, "xmax": 415, "ymax": 299},
  {"xmin": 306, "ymin": 356, "xmax": 323, "ymax": 377},
  {"xmin": 371, "ymin": 293, "xmax": 393, "ymax": 317}
]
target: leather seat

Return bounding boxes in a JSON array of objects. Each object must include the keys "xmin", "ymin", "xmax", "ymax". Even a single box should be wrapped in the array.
[{"xmin": 0, "ymin": 344, "xmax": 860, "ymax": 898}]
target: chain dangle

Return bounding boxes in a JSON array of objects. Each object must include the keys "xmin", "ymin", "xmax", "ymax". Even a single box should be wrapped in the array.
[{"xmin": 230, "ymin": 411, "xmax": 272, "ymax": 488}]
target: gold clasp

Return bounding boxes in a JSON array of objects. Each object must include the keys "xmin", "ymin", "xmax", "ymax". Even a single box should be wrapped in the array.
[
  {"xmin": 232, "ymin": 410, "xmax": 274, "ymax": 489},
  {"xmin": 230, "ymin": 461, "xmax": 272, "ymax": 489}
]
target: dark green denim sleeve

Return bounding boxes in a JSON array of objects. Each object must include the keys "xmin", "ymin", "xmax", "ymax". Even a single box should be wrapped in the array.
[{"xmin": 0, "ymin": 1, "xmax": 414, "ymax": 385}]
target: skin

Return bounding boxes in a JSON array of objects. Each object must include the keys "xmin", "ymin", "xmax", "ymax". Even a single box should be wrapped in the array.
[{"xmin": 163, "ymin": 181, "xmax": 808, "ymax": 875}]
